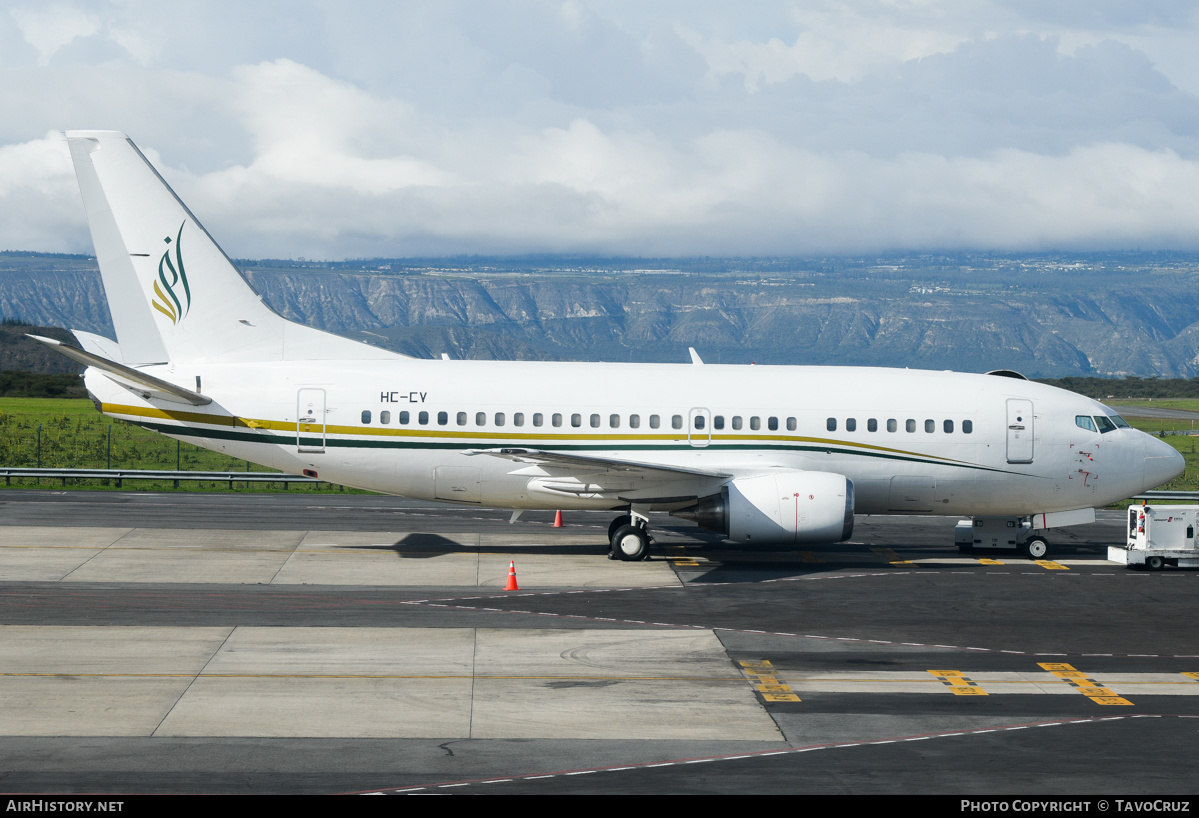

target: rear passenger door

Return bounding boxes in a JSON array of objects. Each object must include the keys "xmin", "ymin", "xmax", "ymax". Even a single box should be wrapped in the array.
[{"xmin": 297, "ymin": 388, "xmax": 326, "ymax": 453}]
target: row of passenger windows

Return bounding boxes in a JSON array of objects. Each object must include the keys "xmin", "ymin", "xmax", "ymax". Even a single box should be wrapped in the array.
[
  {"xmin": 357, "ymin": 409, "xmax": 974, "ymax": 434},
  {"xmin": 827, "ymin": 418, "xmax": 974, "ymax": 434},
  {"xmin": 359, "ymin": 411, "xmax": 784, "ymax": 429}
]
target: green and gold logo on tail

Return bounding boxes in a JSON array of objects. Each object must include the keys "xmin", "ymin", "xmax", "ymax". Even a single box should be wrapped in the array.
[{"xmin": 151, "ymin": 222, "xmax": 191, "ymax": 324}]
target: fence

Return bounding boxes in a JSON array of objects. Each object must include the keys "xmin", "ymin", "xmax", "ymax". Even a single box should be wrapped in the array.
[{"xmin": 0, "ymin": 467, "xmax": 322, "ymax": 490}]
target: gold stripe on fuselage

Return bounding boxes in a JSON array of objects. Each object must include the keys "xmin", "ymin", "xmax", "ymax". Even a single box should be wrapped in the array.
[{"xmin": 101, "ymin": 401, "xmax": 978, "ymax": 465}]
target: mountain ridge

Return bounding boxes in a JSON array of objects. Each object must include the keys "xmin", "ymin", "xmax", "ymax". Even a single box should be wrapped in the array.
[{"xmin": 1, "ymin": 252, "xmax": 1197, "ymax": 378}]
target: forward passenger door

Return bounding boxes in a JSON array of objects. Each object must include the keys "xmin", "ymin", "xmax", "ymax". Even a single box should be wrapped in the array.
[{"xmin": 1006, "ymin": 399, "xmax": 1034, "ymax": 464}]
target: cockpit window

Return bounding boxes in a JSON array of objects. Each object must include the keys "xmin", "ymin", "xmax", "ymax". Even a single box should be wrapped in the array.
[
  {"xmin": 1109, "ymin": 414, "xmax": 1130, "ymax": 429},
  {"xmin": 1094, "ymin": 415, "xmax": 1116, "ymax": 434},
  {"xmin": 1075, "ymin": 415, "xmax": 1097, "ymax": 433}
]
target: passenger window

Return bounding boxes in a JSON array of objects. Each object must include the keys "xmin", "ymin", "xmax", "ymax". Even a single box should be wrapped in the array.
[
  {"xmin": 732, "ymin": 416, "xmax": 743, "ymax": 430},
  {"xmin": 867, "ymin": 418, "xmax": 877, "ymax": 432},
  {"xmin": 476, "ymin": 412, "xmax": 486, "ymax": 426},
  {"xmin": 437, "ymin": 411, "xmax": 448, "ymax": 426},
  {"xmin": 827, "ymin": 418, "xmax": 837, "ymax": 432},
  {"xmin": 963, "ymin": 420, "xmax": 973, "ymax": 434},
  {"xmin": 572, "ymin": 414, "xmax": 582, "ymax": 427},
  {"xmin": 845, "ymin": 418, "xmax": 855, "ymax": 432},
  {"xmin": 694, "ymin": 415, "xmax": 705, "ymax": 430},
  {"xmin": 361, "ymin": 410, "xmax": 371, "ymax": 424},
  {"xmin": 457, "ymin": 411, "xmax": 467, "ymax": 426},
  {"xmin": 650, "ymin": 415, "xmax": 660, "ymax": 429},
  {"xmin": 887, "ymin": 419, "xmax": 897, "ymax": 432},
  {"xmin": 495, "ymin": 412, "xmax": 505, "ymax": 427},
  {"xmin": 533, "ymin": 413, "xmax": 544, "ymax": 427},
  {"xmin": 552, "ymin": 413, "xmax": 563, "ymax": 427},
  {"xmin": 610, "ymin": 414, "xmax": 620, "ymax": 428},
  {"xmin": 629, "ymin": 414, "xmax": 640, "ymax": 428},
  {"xmin": 750, "ymin": 416, "xmax": 761, "ymax": 431},
  {"xmin": 906, "ymin": 419, "xmax": 916, "ymax": 433},
  {"xmin": 768, "ymin": 417, "xmax": 778, "ymax": 431},
  {"xmin": 380, "ymin": 411, "xmax": 390, "ymax": 424},
  {"xmin": 713, "ymin": 415, "xmax": 724, "ymax": 430},
  {"xmin": 672, "ymin": 415, "xmax": 683, "ymax": 430},
  {"xmin": 400, "ymin": 411, "xmax": 410, "ymax": 424},
  {"xmin": 590, "ymin": 414, "xmax": 601, "ymax": 428},
  {"xmin": 944, "ymin": 419, "xmax": 954, "ymax": 433},
  {"xmin": 925, "ymin": 419, "xmax": 934, "ymax": 433},
  {"xmin": 514, "ymin": 413, "xmax": 524, "ymax": 427},
  {"xmin": 787, "ymin": 417, "xmax": 796, "ymax": 431},
  {"xmin": 418, "ymin": 411, "xmax": 429, "ymax": 425}
]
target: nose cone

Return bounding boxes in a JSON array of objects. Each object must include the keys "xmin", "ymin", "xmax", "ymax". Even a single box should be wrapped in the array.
[{"xmin": 1142, "ymin": 435, "xmax": 1186, "ymax": 491}]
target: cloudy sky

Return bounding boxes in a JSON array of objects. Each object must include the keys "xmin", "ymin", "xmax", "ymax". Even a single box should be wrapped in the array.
[{"xmin": 2, "ymin": 1, "xmax": 1198, "ymax": 259}]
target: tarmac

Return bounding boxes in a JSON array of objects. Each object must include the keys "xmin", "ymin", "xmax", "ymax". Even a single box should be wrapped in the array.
[{"xmin": 1, "ymin": 490, "xmax": 1198, "ymax": 795}]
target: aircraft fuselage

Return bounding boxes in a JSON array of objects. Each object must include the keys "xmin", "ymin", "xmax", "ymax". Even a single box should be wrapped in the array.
[{"xmin": 88, "ymin": 358, "xmax": 1180, "ymax": 517}]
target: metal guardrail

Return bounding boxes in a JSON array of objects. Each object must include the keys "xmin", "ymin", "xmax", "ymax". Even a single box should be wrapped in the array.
[{"xmin": 0, "ymin": 468, "xmax": 322, "ymax": 489}]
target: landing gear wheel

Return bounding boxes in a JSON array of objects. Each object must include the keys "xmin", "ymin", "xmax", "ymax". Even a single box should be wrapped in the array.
[
  {"xmin": 1021, "ymin": 536, "xmax": 1049, "ymax": 560},
  {"xmin": 608, "ymin": 514, "xmax": 632, "ymax": 542},
  {"xmin": 611, "ymin": 524, "xmax": 650, "ymax": 561},
  {"xmin": 1145, "ymin": 555, "xmax": 1165, "ymax": 571}
]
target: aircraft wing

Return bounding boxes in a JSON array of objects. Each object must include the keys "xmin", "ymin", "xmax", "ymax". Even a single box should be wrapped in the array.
[
  {"xmin": 463, "ymin": 447, "xmax": 733, "ymax": 503},
  {"xmin": 464, "ymin": 447, "xmax": 732, "ymax": 478}
]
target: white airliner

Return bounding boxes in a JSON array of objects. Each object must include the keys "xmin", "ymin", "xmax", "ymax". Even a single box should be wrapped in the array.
[{"xmin": 40, "ymin": 131, "xmax": 1185, "ymax": 561}]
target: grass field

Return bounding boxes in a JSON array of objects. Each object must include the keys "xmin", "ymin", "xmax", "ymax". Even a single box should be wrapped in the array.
[
  {"xmin": 0, "ymin": 397, "xmax": 352, "ymax": 492},
  {"xmin": 1108, "ymin": 398, "xmax": 1199, "ymax": 414}
]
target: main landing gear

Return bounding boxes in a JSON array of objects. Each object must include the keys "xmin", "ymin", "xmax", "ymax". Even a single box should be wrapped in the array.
[{"xmin": 608, "ymin": 511, "xmax": 651, "ymax": 561}]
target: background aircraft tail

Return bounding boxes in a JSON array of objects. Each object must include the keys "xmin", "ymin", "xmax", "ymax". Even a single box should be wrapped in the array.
[{"xmin": 65, "ymin": 130, "xmax": 400, "ymax": 365}]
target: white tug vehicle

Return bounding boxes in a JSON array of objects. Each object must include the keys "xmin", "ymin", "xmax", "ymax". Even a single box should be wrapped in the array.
[{"xmin": 1112, "ymin": 504, "xmax": 1199, "ymax": 570}]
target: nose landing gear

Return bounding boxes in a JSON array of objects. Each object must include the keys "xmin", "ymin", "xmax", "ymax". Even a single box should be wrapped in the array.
[{"xmin": 1020, "ymin": 535, "xmax": 1050, "ymax": 560}]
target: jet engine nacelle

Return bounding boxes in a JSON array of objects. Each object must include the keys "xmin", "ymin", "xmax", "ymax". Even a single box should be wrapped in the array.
[{"xmin": 672, "ymin": 471, "xmax": 854, "ymax": 545}]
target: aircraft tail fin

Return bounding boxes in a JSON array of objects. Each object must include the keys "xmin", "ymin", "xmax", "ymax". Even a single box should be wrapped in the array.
[{"xmin": 65, "ymin": 131, "xmax": 402, "ymax": 365}]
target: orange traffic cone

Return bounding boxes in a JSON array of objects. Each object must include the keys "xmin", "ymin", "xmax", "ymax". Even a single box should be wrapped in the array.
[
  {"xmin": 504, "ymin": 560, "xmax": 520, "ymax": 591},
  {"xmin": 553, "ymin": 510, "xmax": 563, "ymax": 527}
]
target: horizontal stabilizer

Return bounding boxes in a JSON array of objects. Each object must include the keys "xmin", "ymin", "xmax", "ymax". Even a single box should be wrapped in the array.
[{"xmin": 28, "ymin": 334, "xmax": 211, "ymax": 406}]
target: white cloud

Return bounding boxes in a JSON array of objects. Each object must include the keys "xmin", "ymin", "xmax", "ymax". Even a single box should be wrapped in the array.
[
  {"xmin": 11, "ymin": 4, "xmax": 100, "ymax": 66},
  {"xmin": 680, "ymin": 3, "xmax": 972, "ymax": 88},
  {"xmin": 2, "ymin": 1, "xmax": 1199, "ymax": 257},
  {"xmin": 226, "ymin": 60, "xmax": 451, "ymax": 193},
  {"xmin": 0, "ymin": 132, "xmax": 87, "ymax": 251}
]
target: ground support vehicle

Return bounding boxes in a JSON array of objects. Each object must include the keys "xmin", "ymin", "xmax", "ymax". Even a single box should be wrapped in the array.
[
  {"xmin": 955, "ymin": 516, "xmax": 1051, "ymax": 559},
  {"xmin": 1110, "ymin": 504, "xmax": 1199, "ymax": 570}
]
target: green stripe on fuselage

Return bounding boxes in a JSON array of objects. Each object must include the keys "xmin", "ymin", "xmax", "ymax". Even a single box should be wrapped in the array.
[{"xmin": 133, "ymin": 419, "xmax": 1018, "ymax": 475}]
